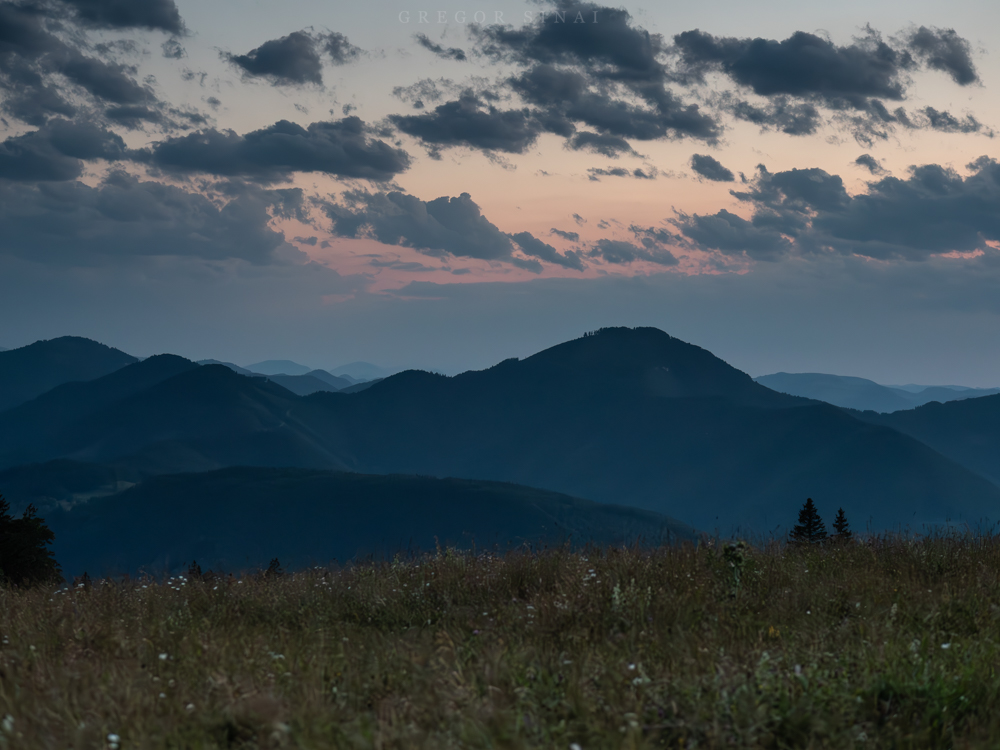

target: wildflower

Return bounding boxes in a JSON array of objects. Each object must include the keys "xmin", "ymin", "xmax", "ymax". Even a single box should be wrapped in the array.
[
  {"xmin": 159, "ymin": 653, "xmax": 168, "ymax": 660},
  {"xmin": 186, "ymin": 704, "xmax": 195, "ymax": 711},
  {"xmin": 2, "ymin": 715, "xmax": 13, "ymax": 733},
  {"xmin": 107, "ymin": 733, "xmax": 120, "ymax": 749},
  {"xmin": 942, "ymin": 643, "xmax": 951, "ymax": 649}
]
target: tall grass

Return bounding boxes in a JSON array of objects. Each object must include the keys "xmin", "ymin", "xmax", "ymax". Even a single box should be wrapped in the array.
[{"xmin": 3, "ymin": 535, "xmax": 1000, "ymax": 748}]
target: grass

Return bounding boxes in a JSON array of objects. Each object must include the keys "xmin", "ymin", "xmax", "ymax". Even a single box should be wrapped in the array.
[{"xmin": 3, "ymin": 535, "xmax": 1000, "ymax": 748}]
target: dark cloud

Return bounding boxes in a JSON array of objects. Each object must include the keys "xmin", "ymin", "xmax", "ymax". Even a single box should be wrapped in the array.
[
  {"xmin": 550, "ymin": 228, "xmax": 579, "ymax": 241},
  {"xmin": 58, "ymin": 0, "xmax": 185, "ymax": 34},
  {"xmin": 392, "ymin": 78, "xmax": 452, "ymax": 109},
  {"xmin": 674, "ymin": 159, "xmax": 1000, "ymax": 262},
  {"xmin": 690, "ymin": 154, "xmax": 734, "ymax": 182},
  {"xmin": 587, "ymin": 166, "xmax": 657, "ymax": 181},
  {"xmin": 904, "ymin": 26, "xmax": 978, "ymax": 85},
  {"xmin": 588, "ymin": 238, "xmax": 678, "ymax": 266},
  {"xmin": 509, "ymin": 231, "xmax": 585, "ymax": 270},
  {"xmin": 0, "ymin": 171, "xmax": 295, "ymax": 264},
  {"xmin": 854, "ymin": 154, "xmax": 884, "ymax": 175},
  {"xmin": 672, "ymin": 26, "xmax": 985, "ymax": 143},
  {"xmin": 0, "ymin": 120, "xmax": 127, "ymax": 181},
  {"xmin": 572, "ymin": 213, "xmax": 586, "ymax": 225},
  {"xmin": 324, "ymin": 190, "xmax": 585, "ymax": 271},
  {"xmin": 368, "ymin": 257, "xmax": 440, "ymax": 272},
  {"xmin": 414, "ymin": 34, "xmax": 467, "ymax": 62},
  {"xmin": 161, "ymin": 38, "xmax": 185, "ymax": 59},
  {"xmin": 919, "ymin": 107, "xmax": 989, "ymax": 135},
  {"xmin": 138, "ymin": 116, "xmax": 411, "ymax": 181},
  {"xmin": 568, "ymin": 131, "xmax": 634, "ymax": 156},
  {"xmin": 390, "ymin": 91, "xmax": 544, "ymax": 155},
  {"xmin": 324, "ymin": 32, "xmax": 361, "ymax": 64},
  {"xmin": 0, "ymin": 2, "xmax": 187, "ymax": 129},
  {"xmin": 395, "ymin": 3, "xmax": 721, "ymax": 157},
  {"xmin": 673, "ymin": 28, "xmax": 910, "ymax": 104},
  {"xmin": 223, "ymin": 30, "xmax": 360, "ymax": 86}
]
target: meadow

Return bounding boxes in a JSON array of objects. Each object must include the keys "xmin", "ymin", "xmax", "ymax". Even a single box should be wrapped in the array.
[{"xmin": 2, "ymin": 535, "xmax": 1000, "ymax": 749}]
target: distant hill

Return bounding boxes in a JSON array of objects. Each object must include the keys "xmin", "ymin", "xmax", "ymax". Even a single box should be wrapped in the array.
[
  {"xmin": 197, "ymin": 359, "xmax": 257, "ymax": 376},
  {"xmin": 853, "ymin": 395, "xmax": 1000, "ymax": 487},
  {"xmin": 305, "ymin": 369, "xmax": 353, "ymax": 389},
  {"xmin": 267, "ymin": 373, "xmax": 344, "ymax": 397},
  {"xmin": 0, "ymin": 459, "xmax": 128, "ymax": 514},
  {"xmin": 330, "ymin": 361, "xmax": 395, "ymax": 381},
  {"xmin": 338, "ymin": 378, "xmax": 382, "ymax": 394},
  {"xmin": 245, "ymin": 359, "xmax": 312, "ymax": 376},
  {"xmin": 45, "ymin": 467, "xmax": 698, "ymax": 578},
  {"xmin": 2, "ymin": 328, "xmax": 997, "ymax": 534},
  {"xmin": 756, "ymin": 372, "xmax": 1000, "ymax": 413},
  {"xmin": 0, "ymin": 336, "xmax": 136, "ymax": 412}
]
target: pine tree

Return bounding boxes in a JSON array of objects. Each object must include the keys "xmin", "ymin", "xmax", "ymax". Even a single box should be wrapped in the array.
[
  {"xmin": 790, "ymin": 498, "xmax": 828, "ymax": 545},
  {"xmin": 832, "ymin": 507, "xmax": 853, "ymax": 540},
  {"xmin": 0, "ymin": 496, "xmax": 62, "ymax": 586}
]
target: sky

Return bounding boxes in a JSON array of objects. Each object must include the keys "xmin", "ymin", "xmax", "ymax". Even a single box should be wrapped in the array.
[{"xmin": 2, "ymin": 0, "xmax": 1000, "ymax": 383}]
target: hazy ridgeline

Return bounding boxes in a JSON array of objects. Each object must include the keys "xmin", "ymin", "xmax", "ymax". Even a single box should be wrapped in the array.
[{"xmin": 3, "ymin": 537, "xmax": 1000, "ymax": 748}]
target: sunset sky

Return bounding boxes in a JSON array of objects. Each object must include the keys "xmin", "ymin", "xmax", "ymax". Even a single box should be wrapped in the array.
[{"xmin": 2, "ymin": 0, "xmax": 1000, "ymax": 383}]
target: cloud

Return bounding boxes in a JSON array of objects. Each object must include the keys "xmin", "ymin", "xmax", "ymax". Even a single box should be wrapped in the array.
[
  {"xmin": 0, "ymin": 2, "xmax": 187, "ymax": 129},
  {"xmin": 0, "ymin": 171, "xmax": 298, "ymax": 264},
  {"xmin": 690, "ymin": 154, "xmax": 734, "ymax": 182},
  {"xmin": 674, "ymin": 159, "xmax": 1000, "ymax": 261},
  {"xmin": 509, "ymin": 231, "xmax": 585, "ymax": 269},
  {"xmin": 854, "ymin": 154, "xmax": 884, "ymax": 175},
  {"xmin": 0, "ymin": 119, "xmax": 128, "ymax": 181},
  {"xmin": 671, "ymin": 26, "xmax": 984, "ymax": 144},
  {"xmin": 568, "ymin": 131, "xmax": 634, "ymax": 156},
  {"xmin": 138, "ymin": 116, "xmax": 411, "ymax": 181},
  {"xmin": 414, "ymin": 34, "xmax": 467, "ymax": 62},
  {"xmin": 58, "ymin": 0, "xmax": 185, "ymax": 34},
  {"xmin": 588, "ymin": 238, "xmax": 678, "ymax": 266},
  {"xmin": 223, "ymin": 30, "xmax": 360, "ymax": 86},
  {"xmin": 904, "ymin": 26, "xmax": 978, "ymax": 85},
  {"xmin": 572, "ymin": 213, "xmax": 586, "ymax": 225},
  {"xmin": 587, "ymin": 166, "xmax": 657, "ymax": 181},
  {"xmin": 324, "ymin": 190, "xmax": 586, "ymax": 271},
  {"xmin": 161, "ymin": 38, "xmax": 185, "ymax": 59},
  {"xmin": 550, "ymin": 228, "xmax": 579, "ymax": 242},
  {"xmin": 390, "ymin": 91, "xmax": 544, "ymax": 155},
  {"xmin": 394, "ymin": 3, "xmax": 721, "ymax": 157}
]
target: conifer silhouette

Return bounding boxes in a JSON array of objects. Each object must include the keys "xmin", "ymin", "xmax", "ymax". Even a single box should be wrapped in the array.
[
  {"xmin": 832, "ymin": 507, "xmax": 853, "ymax": 540},
  {"xmin": 0, "ymin": 496, "xmax": 62, "ymax": 585},
  {"xmin": 790, "ymin": 498, "xmax": 828, "ymax": 545}
]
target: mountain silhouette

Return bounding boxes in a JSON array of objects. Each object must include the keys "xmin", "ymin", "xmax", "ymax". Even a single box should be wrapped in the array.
[
  {"xmin": 854, "ymin": 395, "xmax": 1000, "ymax": 486},
  {"xmin": 46, "ymin": 466, "xmax": 698, "ymax": 577},
  {"xmin": 0, "ymin": 336, "xmax": 136, "ymax": 412},
  {"xmin": 245, "ymin": 359, "xmax": 312, "ymax": 376},
  {"xmin": 756, "ymin": 372, "xmax": 1000, "ymax": 413},
  {"xmin": 2, "ymin": 327, "xmax": 998, "ymax": 534}
]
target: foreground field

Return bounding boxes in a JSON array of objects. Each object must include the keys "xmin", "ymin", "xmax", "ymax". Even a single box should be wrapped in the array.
[{"xmin": 3, "ymin": 537, "xmax": 1000, "ymax": 748}]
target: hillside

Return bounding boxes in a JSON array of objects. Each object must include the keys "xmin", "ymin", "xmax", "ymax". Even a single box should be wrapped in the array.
[
  {"xmin": 854, "ymin": 395, "xmax": 1000, "ymax": 486},
  {"xmin": 2, "ymin": 328, "xmax": 998, "ymax": 534},
  {"xmin": 45, "ymin": 466, "xmax": 698, "ymax": 577},
  {"xmin": 756, "ymin": 372, "xmax": 1000, "ymax": 413},
  {"xmin": 0, "ymin": 336, "xmax": 136, "ymax": 412}
]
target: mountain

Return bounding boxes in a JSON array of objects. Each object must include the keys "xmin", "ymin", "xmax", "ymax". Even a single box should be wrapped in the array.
[
  {"xmin": 266, "ymin": 373, "xmax": 344, "ymax": 397},
  {"xmin": 338, "ymin": 378, "xmax": 382, "ymax": 394},
  {"xmin": 45, "ymin": 467, "xmax": 698, "ymax": 578},
  {"xmin": 0, "ymin": 459, "xmax": 128, "ymax": 514},
  {"xmin": 853, "ymin": 395, "xmax": 1000, "ymax": 487},
  {"xmin": 3, "ymin": 328, "xmax": 998, "ymax": 534},
  {"xmin": 197, "ymin": 359, "xmax": 257, "ymax": 376},
  {"xmin": 330, "ymin": 361, "xmax": 395, "ymax": 381},
  {"xmin": 245, "ymin": 359, "xmax": 312, "ymax": 376},
  {"xmin": 756, "ymin": 372, "xmax": 1000, "ymax": 413},
  {"xmin": 755, "ymin": 373, "xmax": 914, "ymax": 412},
  {"xmin": 0, "ymin": 336, "xmax": 136, "ymax": 412},
  {"xmin": 305, "ymin": 369, "xmax": 353, "ymax": 389}
]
